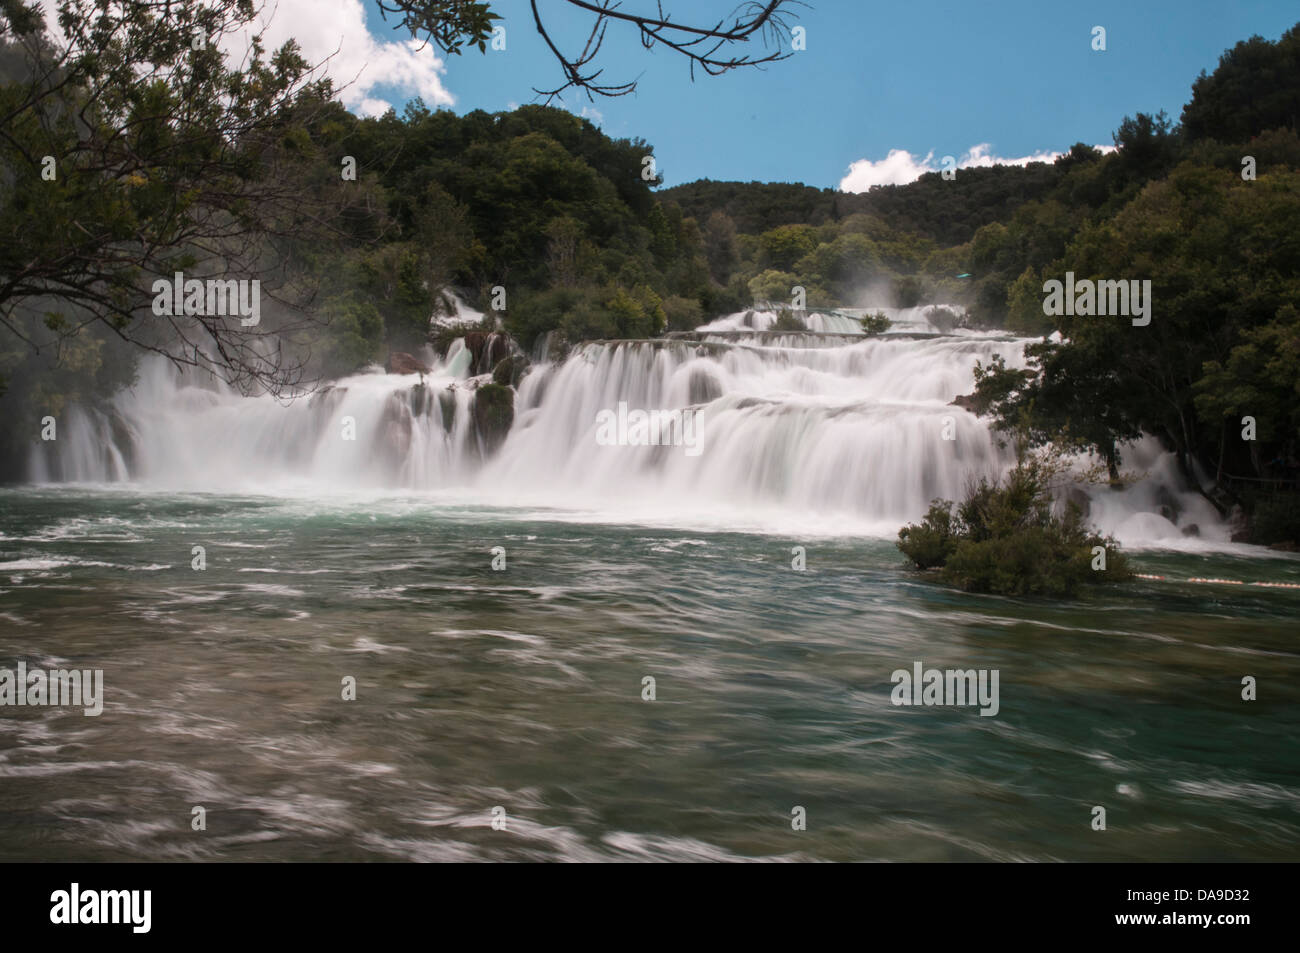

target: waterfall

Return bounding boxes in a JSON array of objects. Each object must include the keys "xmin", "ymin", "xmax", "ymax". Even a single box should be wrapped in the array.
[{"xmin": 28, "ymin": 308, "xmax": 1227, "ymax": 543}]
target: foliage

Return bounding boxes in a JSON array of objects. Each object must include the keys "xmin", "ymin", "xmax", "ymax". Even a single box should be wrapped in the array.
[
  {"xmin": 769, "ymin": 311, "xmax": 807, "ymax": 332},
  {"xmin": 897, "ymin": 457, "xmax": 1133, "ymax": 597},
  {"xmin": 1181, "ymin": 24, "xmax": 1300, "ymax": 143},
  {"xmin": 860, "ymin": 311, "xmax": 891, "ymax": 335}
]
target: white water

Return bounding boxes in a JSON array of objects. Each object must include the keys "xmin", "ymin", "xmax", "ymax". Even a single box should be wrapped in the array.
[{"xmin": 29, "ymin": 308, "xmax": 1226, "ymax": 544}]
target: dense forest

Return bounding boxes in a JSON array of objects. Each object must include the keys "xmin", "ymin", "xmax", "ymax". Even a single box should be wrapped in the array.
[{"xmin": 1, "ymin": 3, "xmax": 1297, "ymax": 543}]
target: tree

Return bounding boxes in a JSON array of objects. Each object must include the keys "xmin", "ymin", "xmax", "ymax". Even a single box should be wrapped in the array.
[
  {"xmin": 0, "ymin": 0, "xmax": 349, "ymax": 396},
  {"xmin": 702, "ymin": 210, "xmax": 738, "ymax": 283},
  {"xmin": 544, "ymin": 215, "xmax": 582, "ymax": 287},
  {"xmin": 1110, "ymin": 110, "xmax": 1181, "ymax": 184},
  {"xmin": 1181, "ymin": 25, "xmax": 1300, "ymax": 142},
  {"xmin": 376, "ymin": 0, "xmax": 804, "ymax": 101}
]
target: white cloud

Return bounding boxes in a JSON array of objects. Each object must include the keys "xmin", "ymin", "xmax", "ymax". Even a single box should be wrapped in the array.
[
  {"xmin": 839, "ymin": 148, "xmax": 939, "ymax": 189},
  {"xmin": 233, "ymin": 0, "xmax": 455, "ymax": 115},
  {"xmin": 580, "ymin": 106, "xmax": 604, "ymax": 126},
  {"xmin": 40, "ymin": 0, "xmax": 454, "ymax": 116},
  {"xmin": 839, "ymin": 143, "xmax": 1116, "ymax": 192}
]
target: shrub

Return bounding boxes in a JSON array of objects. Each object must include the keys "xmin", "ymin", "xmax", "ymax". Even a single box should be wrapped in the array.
[
  {"xmin": 770, "ymin": 310, "xmax": 807, "ymax": 332},
  {"xmin": 860, "ymin": 310, "xmax": 891, "ymax": 335},
  {"xmin": 896, "ymin": 500, "xmax": 958, "ymax": 569},
  {"xmin": 897, "ymin": 457, "xmax": 1132, "ymax": 596}
]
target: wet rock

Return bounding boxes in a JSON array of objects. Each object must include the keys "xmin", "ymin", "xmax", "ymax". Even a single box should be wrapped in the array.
[
  {"xmin": 438, "ymin": 389, "xmax": 457, "ymax": 432},
  {"xmin": 409, "ymin": 382, "xmax": 433, "ymax": 417},
  {"xmin": 1181, "ymin": 523, "xmax": 1200, "ymax": 537},
  {"xmin": 1268, "ymin": 540, "xmax": 1298, "ymax": 552},
  {"xmin": 492, "ymin": 355, "xmax": 529, "ymax": 388},
  {"xmin": 471, "ymin": 383, "xmax": 514, "ymax": 454},
  {"xmin": 687, "ymin": 366, "xmax": 723, "ymax": 404},
  {"xmin": 463, "ymin": 331, "xmax": 512, "ymax": 374},
  {"xmin": 377, "ymin": 393, "xmax": 412, "ymax": 460},
  {"xmin": 387, "ymin": 351, "xmax": 430, "ymax": 376},
  {"xmin": 948, "ymin": 393, "xmax": 978, "ymax": 413}
]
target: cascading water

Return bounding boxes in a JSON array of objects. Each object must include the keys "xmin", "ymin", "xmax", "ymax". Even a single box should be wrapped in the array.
[{"xmin": 27, "ymin": 307, "xmax": 1226, "ymax": 544}]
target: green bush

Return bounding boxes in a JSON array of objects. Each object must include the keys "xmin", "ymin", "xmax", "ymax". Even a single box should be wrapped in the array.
[
  {"xmin": 770, "ymin": 310, "xmax": 807, "ymax": 332},
  {"xmin": 860, "ymin": 310, "xmax": 891, "ymax": 335},
  {"xmin": 897, "ymin": 457, "xmax": 1132, "ymax": 596},
  {"xmin": 896, "ymin": 500, "xmax": 958, "ymax": 569}
]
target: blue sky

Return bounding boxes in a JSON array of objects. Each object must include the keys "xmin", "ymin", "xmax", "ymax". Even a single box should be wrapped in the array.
[{"xmin": 312, "ymin": 1, "xmax": 1298, "ymax": 189}]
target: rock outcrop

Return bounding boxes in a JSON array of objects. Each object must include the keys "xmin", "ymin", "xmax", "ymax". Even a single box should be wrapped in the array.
[
  {"xmin": 471, "ymin": 382, "xmax": 514, "ymax": 454},
  {"xmin": 463, "ymin": 332, "xmax": 511, "ymax": 374},
  {"xmin": 386, "ymin": 352, "xmax": 430, "ymax": 376}
]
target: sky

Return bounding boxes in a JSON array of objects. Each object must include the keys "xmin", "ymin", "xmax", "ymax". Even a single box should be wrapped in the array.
[{"xmin": 243, "ymin": 0, "xmax": 1298, "ymax": 190}]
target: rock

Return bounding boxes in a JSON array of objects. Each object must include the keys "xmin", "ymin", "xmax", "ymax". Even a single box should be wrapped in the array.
[
  {"xmin": 409, "ymin": 382, "xmax": 432, "ymax": 417},
  {"xmin": 386, "ymin": 351, "xmax": 430, "ymax": 376},
  {"xmin": 377, "ymin": 393, "xmax": 412, "ymax": 459},
  {"xmin": 492, "ymin": 355, "xmax": 529, "ymax": 388},
  {"xmin": 437, "ymin": 389, "xmax": 457, "ymax": 432},
  {"xmin": 948, "ymin": 393, "xmax": 978, "ymax": 413},
  {"xmin": 1181, "ymin": 523, "xmax": 1200, "ymax": 537},
  {"xmin": 1268, "ymin": 540, "xmax": 1299, "ymax": 552},
  {"xmin": 687, "ymin": 366, "xmax": 723, "ymax": 404},
  {"xmin": 463, "ymin": 331, "xmax": 512, "ymax": 374},
  {"xmin": 471, "ymin": 382, "xmax": 514, "ymax": 454}
]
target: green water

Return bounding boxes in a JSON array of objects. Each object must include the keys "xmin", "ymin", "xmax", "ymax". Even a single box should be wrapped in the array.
[{"xmin": 1, "ymin": 487, "xmax": 1297, "ymax": 861}]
